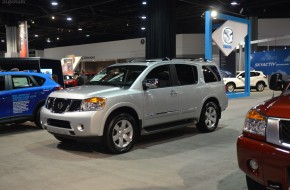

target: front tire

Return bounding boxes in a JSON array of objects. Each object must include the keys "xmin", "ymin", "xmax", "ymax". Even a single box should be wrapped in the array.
[
  {"xmin": 246, "ymin": 176, "xmax": 265, "ymax": 190},
  {"xmin": 256, "ymin": 82, "xmax": 265, "ymax": 92},
  {"xmin": 104, "ymin": 113, "xmax": 137, "ymax": 154},
  {"xmin": 197, "ymin": 102, "xmax": 220, "ymax": 133},
  {"xmin": 226, "ymin": 83, "xmax": 235, "ymax": 92}
]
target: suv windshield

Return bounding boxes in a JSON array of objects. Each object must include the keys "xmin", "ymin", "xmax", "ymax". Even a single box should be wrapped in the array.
[{"xmin": 87, "ymin": 65, "xmax": 147, "ymax": 87}]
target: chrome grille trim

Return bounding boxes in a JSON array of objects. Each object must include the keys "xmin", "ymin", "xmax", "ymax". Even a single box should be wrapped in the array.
[
  {"xmin": 46, "ymin": 97, "xmax": 82, "ymax": 113},
  {"xmin": 266, "ymin": 117, "xmax": 290, "ymax": 149}
]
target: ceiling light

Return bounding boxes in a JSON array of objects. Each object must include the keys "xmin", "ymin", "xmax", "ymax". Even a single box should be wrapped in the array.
[
  {"xmin": 231, "ymin": 1, "xmax": 239, "ymax": 5},
  {"xmin": 56, "ymin": 37, "xmax": 59, "ymax": 40},
  {"xmin": 1, "ymin": 40, "xmax": 5, "ymax": 43},
  {"xmin": 51, "ymin": 1, "xmax": 58, "ymax": 6},
  {"xmin": 141, "ymin": 27, "xmax": 146, "ymax": 30},
  {"xmin": 34, "ymin": 34, "xmax": 39, "ymax": 37},
  {"xmin": 86, "ymin": 34, "xmax": 90, "ymax": 37},
  {"xmin": 78, "ymin": 28, "xmax": 82, "ymax": 31},
  {"xmin": 31, "ymin": 20, "xmax": 35, "ymax": 24},
  {"xmin": 67, "ymin": 17, "xmax": 72, "ymax": 21},
  {"xmin": 142, "ymin": 1, "xmax": 147, "ymax": 5},
  {"xmin": 141, "ymin": 16, "xmax": 147, "ymax": 19},
  {"xmin": 47, "ymin": 38, "xmax": 51, "ymax": 43},
  {"xmin": 211, "ymin": 10, "xmax": 218, "ymax": 18},
  {"xmin": 51, "ymin": 16, "xmax": 55, "ymax": 19}
]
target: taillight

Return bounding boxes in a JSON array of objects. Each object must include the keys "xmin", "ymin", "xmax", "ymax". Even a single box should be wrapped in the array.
[
  {"xmin": 54, "ymin": 86, "xmax": 63, "ymax": 91},
  {"xmin": 243, "ymin": 109, "xmax": 267, "ymax": 141}
]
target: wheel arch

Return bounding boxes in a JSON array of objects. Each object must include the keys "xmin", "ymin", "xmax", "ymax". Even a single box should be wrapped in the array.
[
  {"xmin": 33, "ymin": 100, "xmax": 45, "ymax": 119},
  {"xmin": 201, "ymin": 97, "xmax": 221, "ymax": 120},
  {"xmin": 103, "ymin": 106, "xmax": 142, "ymax": 137}
]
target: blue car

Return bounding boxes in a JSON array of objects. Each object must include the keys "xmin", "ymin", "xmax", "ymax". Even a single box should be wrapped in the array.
[{"xmin": 0, "ymin": 71, "xmax": 62, "ymax": 128}]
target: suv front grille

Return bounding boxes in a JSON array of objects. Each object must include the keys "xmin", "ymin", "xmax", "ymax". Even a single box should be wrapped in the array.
[
  {"xmin": 46, "ymin": 98, "xmax": 82, "ymax": 113},
  {"xmin": 280, "ymin": 120, "xmax": 290, "ymax": 144}
]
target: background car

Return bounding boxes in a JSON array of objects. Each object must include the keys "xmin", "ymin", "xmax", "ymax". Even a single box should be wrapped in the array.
[
  {"xmin": 0, "ymin": 71, "xmax": 62, "ymax": 128},
  {"xmin": 223, "ymin": 70, "xmax": 268, "ymax": 92},
  {"xmin": 64, "ymin": 75, "xmax": 77, "ymax": 88}
]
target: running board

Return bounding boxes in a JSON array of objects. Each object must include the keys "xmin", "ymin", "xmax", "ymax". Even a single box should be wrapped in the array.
[{"xmin": 141, "ymin": 119, "xmax": 195, "ymax": 135}]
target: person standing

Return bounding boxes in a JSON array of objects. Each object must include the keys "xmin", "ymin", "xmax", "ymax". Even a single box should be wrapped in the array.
[{"xmin": 77, "ymin": 70, "xmax": 88, "ymax": 85}]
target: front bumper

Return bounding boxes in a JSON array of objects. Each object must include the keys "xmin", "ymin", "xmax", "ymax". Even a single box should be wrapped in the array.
[
  {"xmin": 237, "ymin": 135, "xmax": 290, "ymax": 190},
  {"xmin": 40, "ymin": 107, "xmax": 105, "ymax": 138}
]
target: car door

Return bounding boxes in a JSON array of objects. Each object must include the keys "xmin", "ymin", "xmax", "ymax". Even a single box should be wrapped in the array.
[
  {"xmin": 0, "ymin": 75, "xmax": 12, "ymax": 122},
  {"xmin": 10, "ymin": 74, "xmax": 43, "ymax": 118},
  {"xmin": 143, "ymin": 64, "xmax": 179, "ymax": 127},
  {"xmin": 235, "ymin": 72, "xmax": 246, "ymax": 88},
  {"xmin": 174, "ymin": 64, "xmax": 202, "ymax": 120}
]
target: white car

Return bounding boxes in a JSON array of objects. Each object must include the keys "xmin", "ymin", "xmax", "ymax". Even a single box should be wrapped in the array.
[{"xmin": 223, "ymin": 71, "xmax": 268, "ymax": 92}]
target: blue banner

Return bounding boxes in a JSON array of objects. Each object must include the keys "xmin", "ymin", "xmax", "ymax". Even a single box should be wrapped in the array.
[{"xmin": 251, "ymin": 49, "xmax": 290, "ymax": 75}]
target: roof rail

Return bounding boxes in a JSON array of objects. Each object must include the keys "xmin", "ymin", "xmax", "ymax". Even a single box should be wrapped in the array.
[
  {"xmin": 129, "ymin": 58, "xmax": 146, "ymax": 63},
  {"xmin": 162, "ymin": 57, "xmax": 171, "ymax": 61},
  {"xmin": 191, "ymin": 58, "xmax": 212, "ymax": 62}
]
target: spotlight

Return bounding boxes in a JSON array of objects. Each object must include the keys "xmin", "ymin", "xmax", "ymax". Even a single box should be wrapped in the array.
[
  {"xmin": 67, "ymin": 17, "xmax": 72, "ymax": 21},
  {"xmin": 211, "ymin": 10, "xmax": 218, "ymax": 18},
  {"xmin": 51, "ymin": 1, "xmax": 58, "ymax": 6}
]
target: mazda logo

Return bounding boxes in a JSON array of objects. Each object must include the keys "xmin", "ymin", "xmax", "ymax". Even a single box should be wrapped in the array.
[
  {"xmin": 222, "ymin": 27, "xmax": 233, "ymax": 44},
  {"xmin": 57, "ymin": 102, "xmax": 64, "ymax": 109}
]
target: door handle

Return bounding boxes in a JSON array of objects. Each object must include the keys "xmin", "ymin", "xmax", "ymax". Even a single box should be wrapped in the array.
[{"xmin": 170, "ymin": 90, "xmax": 178, "ymax": 95}]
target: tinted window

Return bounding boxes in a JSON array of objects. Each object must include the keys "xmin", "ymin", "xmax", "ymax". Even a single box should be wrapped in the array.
[
  {"xmin": 202, "ymin": 66, "xmax": 221, "ymax": 83},
  {"xmin": 175, "ymin": 64, "xmax": 197, "ymax": 85},
  {"xmin": 12, "ymin": 75, "xmax": 35, "ymax": 89},
  {"xmin": 0, "ymin": 76, "xmax": 5, "ymax": 91},
  {"xmin": 33, "ymin": 75, "xmax": 46, "ymax": 86},
  {"xmin": 250, "ymin": 72, "xmax": 258, "ymax": 77},
  {"xmin": 146, "ymin": 65, "xmax": 171, "ymax": 88}
]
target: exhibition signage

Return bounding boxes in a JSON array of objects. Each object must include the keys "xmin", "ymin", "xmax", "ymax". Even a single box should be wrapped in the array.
[
  {"xmin": 18, "ymin": 21, "xmax": 28, "ymax": 58},
  {"xmin": 212, "ymin": 20, "xmax": 247, "ymax": 56},
  {"xmin": 251, "ymin": 49, "xmax": 290, "ymax": 75}
]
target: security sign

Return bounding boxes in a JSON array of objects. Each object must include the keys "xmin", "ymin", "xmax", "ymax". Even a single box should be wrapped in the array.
[{"xmin": 212, "ymin": 20, "xmax": 247, "ymax": 56}]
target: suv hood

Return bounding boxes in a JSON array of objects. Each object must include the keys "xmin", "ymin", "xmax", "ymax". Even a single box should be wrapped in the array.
[
  {"xmin": 257, "ymin": 92, "xmax": 290, "ymax": 118},
  {"xmin": 49, "ymin": 85, "xmax": 122, "ymax": 99}
]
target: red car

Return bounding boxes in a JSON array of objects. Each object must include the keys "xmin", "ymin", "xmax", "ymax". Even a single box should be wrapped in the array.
[
  {"xmin": 237, "ymin": 73, "xmax": 290, "ymax": 190},
  {"xmin": 64, "ymin": 75, "xmax": 77, "ymax": 87}
]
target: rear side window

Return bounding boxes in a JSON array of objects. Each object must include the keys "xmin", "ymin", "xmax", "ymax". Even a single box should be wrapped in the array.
[
  {"xmin": 33, "ymin": 75, "xmax": 46, "ymax": 86},
  {"xmin": 202, "ymin": 66, "xmax": 221, "ymax": 83},
  {"xmin": 12, "ymin": 75, "xmax": 36, "ymax": 89},
  {"xmin": 0, "ymin": 76, "xmax": 5, "ymax": 91},
  {"xmin": 175, "ymin": 64, "xmax": 198, "ymax": 85}
]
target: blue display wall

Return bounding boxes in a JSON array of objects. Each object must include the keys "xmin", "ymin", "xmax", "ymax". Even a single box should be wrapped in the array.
[{"xmin": 251, "ymin": 49, "xmax": 290, "ymax": 76}]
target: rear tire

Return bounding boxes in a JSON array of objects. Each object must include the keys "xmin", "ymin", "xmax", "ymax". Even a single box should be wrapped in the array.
[
  {"xmin": 246, "ymin": 176, "xmax": 265, "ymax": 190},
  {"xmin": 104, "ymin": 113, "xmax": 137, "ymax": 154},
  {"xmin": 34, "ymin": 106, "xmax": 43, "ymax": 129},
  {"xmin": 256, "ymin": 82, "xmax": 265, "ymax": 92},
  {"xmin": 196, "ymin": 102, "xmax": 220, "ymax": 133}
]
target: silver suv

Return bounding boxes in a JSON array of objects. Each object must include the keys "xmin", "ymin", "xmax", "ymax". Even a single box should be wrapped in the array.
[{"xmin": 41, "ymin": 59, "xmax": 228, "ymax": 153}]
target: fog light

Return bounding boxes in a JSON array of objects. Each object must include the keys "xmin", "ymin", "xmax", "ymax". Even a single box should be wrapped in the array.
[
  {"xmin": 77, "ymin": 125, "xmax": 84, "ymax": 131},
  {"xmin": 249, "ymin": 159, "xmax": 259, "ymax": 170}
]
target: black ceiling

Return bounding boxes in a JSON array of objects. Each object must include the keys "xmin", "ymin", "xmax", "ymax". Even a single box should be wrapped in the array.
[{"xmin": 1, "ymin": 0, "xmax": 290, "ymax": 51}]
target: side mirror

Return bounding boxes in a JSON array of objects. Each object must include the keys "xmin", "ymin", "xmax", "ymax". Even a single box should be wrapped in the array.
[
  {"xmin": 142, "ymin": 79, "xmax": 158, "ymax": 90},
  {"xmin": 269, "ymin": 73, "xmax": 283, "ymax": 91}
]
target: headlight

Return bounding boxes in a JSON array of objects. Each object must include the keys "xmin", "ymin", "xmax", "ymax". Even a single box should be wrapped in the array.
[
  {"xmin": 80, "ymin": 97, "xmax": 106, "ymax": 111},
  {"xmin": 243, "ymin": 109, "xmax": 267, "ymax": 140}
]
